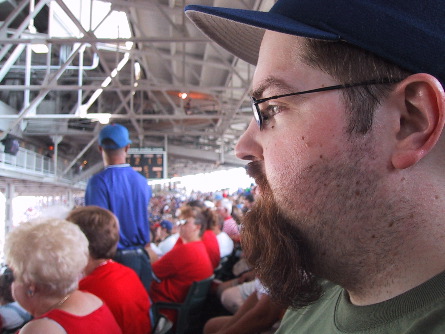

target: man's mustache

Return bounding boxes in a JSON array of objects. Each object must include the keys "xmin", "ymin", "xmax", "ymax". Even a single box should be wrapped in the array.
[{"xmin": 245, "ymin": 161, "xmax": 268, "ymax": 189}]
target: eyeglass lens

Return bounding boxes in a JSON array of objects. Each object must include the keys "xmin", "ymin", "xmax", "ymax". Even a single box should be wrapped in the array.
[{"xmin": 250, "ymin": 98, "xmax": 262, "ymax": 128}]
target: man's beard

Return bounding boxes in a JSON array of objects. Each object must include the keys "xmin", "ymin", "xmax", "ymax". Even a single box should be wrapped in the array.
[
  {"xmin": 239, "ymin": 134, "xmax": 402, "ymax": 308},
  {"xmin": 241, "ymin": 161, "xmax": 322, "ymax": 309}
]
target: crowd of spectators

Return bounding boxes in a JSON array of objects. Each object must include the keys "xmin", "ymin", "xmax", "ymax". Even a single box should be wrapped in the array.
[
  {"xmin": 0, "ymin": 183, "xmax": 283, "ymax": 334},
  {"xmin": 0, "ymin": 267, "xmax": 31, "ymax": 332},
  {"xmin": 147, "ymin": 186, "xmax": 284, "ymax": 333}
]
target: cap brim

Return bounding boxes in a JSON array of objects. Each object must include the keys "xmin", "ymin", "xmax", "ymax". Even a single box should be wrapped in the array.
[{"xmin": 185, "ymin": 5, "xmax": 339, "ymax": 65}]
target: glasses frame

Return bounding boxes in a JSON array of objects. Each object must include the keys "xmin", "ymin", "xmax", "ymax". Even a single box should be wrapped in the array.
[{"xmin": 251, "ymin": 78, "xmax": 402, "ymax": 130}]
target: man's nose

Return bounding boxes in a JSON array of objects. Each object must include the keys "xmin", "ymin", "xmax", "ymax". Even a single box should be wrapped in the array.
[{"xmin": 235, "ymin": 118, "xmax": 263, "ymax": 161}]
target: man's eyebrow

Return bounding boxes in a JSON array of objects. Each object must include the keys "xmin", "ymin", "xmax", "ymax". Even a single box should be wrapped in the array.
[{"xmin": 249, "ymin": 77, "xmax": 296, "ymax": 99}]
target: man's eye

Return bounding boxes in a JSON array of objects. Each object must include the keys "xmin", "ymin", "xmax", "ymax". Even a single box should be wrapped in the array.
[{"xmin": 261, "ymin": 105, "xmax": 281, "ymax": 122}]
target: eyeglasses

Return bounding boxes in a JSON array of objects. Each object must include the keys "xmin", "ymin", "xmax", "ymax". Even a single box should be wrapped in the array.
[{"xmin": 251, "ymin": 78, "xmax": 402, "ymax": 130}]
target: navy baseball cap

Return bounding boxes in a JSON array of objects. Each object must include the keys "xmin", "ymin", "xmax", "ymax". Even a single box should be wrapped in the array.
[
  {"xmin": 185, "ymin": 0, "xmax": 444, "ymax": 85},
  {"xmin": 98, "ymin": 124, "xmax": 132, "ymax": 149}
]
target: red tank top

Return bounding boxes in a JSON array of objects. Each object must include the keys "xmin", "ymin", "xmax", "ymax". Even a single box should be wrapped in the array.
[{"xmin": 19, "ymin": 304, "xmax": 122, "ymax": 334}]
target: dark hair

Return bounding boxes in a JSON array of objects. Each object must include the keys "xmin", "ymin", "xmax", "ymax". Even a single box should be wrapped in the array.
[
  {"xmin": 100, "ymin": 138, "xmax": 125, "ymax": 154},
  {"xmin": 0, "ymin": 268, "xmax": 14, "ymax": 304},
  {"xmin": 302, "ymin": 39, "xmax": 411, "ymax": 134},
  {"xmin": 187, "ymin": 200, "xmax": 206, "ymax": 209},
  {"xmin": 244, "ymin": 194, "xmax": 254, "ymax": 203},
  {"xmin": 231, "ymin": 205, "xmax": 243, "ymax": 225},
  {"xmin": 67, "ymin": 206, "xmax": 119, "ymax": 259}
]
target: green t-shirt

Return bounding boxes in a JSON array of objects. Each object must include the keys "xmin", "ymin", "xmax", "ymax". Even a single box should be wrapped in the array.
[{"xmin": 277, "ymin": 271, "xmax": 445, "ymax": 333}]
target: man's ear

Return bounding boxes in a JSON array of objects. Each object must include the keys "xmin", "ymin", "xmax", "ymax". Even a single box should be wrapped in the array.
[{"xmin": 391, "ymin": 74, "xmax": 445, "ymax": 169}]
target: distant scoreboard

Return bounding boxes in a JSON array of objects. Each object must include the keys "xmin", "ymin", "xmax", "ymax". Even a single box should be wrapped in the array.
[{"xmin": 126, "ymin": 148, "xmax": 167, "ymax": 179}]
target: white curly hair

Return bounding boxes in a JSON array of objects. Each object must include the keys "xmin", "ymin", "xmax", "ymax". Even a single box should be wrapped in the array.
[{"xmin": 4, "ymin": 218, "xmax": 89, "ymax": 296}]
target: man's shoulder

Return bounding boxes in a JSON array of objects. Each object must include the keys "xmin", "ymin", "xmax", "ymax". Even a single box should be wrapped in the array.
[
  {"xmin": 117, "ymin": 165, "xmax": 150, "ymax": 182},
  {"xmin": 95, "ymin": 165, "xmax": 148, "ymax": 181},
  {"xmin": 276, "ymin": 282, "xmax": 342, "ymax": 334},
  {"xmin": 87, "ymin": 170, "xmax": 107, "ymax": 186},
  {"xmin": 89, "ymin": 166, "xmax": 116, "ymax": 179},
  {"xmin": 277, "ymin": 274, "xmax": 445, "ymax": 334}
]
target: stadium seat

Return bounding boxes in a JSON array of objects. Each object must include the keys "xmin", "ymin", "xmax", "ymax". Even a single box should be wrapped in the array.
[{"xmin": 152, "ymin": 275, "xmax": 214, "ymax": 334}]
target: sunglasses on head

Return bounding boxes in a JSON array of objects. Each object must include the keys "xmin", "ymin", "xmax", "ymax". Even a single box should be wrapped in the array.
[{"xmin": 176, "ymin": 219, "xmax": 188, "ymax": 226}]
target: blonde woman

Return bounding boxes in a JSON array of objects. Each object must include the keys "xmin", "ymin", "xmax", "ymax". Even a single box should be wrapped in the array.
[{"xmin": 4, "ymin": 218, "xmax": 121, "ymax": 334}]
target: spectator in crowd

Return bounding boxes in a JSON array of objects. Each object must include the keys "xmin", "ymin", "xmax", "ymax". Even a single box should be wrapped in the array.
[
  {"xmin": 154, "ymin": 219, "xmax": 174, "ymax": 244},
  {"xmin": 150, "ymin": 205, "xmax": 214, "ymax": 324},
  {"xmin": 4, "ymin": 218, "xmax": 121, "ymax": 333},
  {"xmin": 146, "ymin": 230, "xmax": 162, "ymax": 263},
  {"xmin": 185, "ymin": 0, "xmax": 445, "ymax": 333},
  {"xmin": 215, "ymin": 198, "xmax": 240, "ymax": 244},
  {"xmin": 156, "ymin": 220, "xmax": 180, "ymax": 256},
  {"xmin": 148, "ymin": 196, "xmax": 164, "ymax": 219},
  {"xmin": 185, "ymin": 200, "xmax": 221, "ymax": 269},
  {"xmin": 0, "ymin": 267, "xmax": 31, "ymax": 332},
  {"xmin": 216, "ymin": 270, "xmax": 256, "ymax": 313},
  {"xmin": 214, "ymin": 217, "xmax": 234, "ymax": 259},
  {"xmin": 160, "ymin": 219, "xmax": 173, "ymax": 236},
  {"xmin": 204, "ymin": 278, "xmax": 285, "ymax": 334},
  {"xmin": 241, "ymin": 194, "xmax": 255, "ymax": 214},
  {"xmin": 85, "ymin": 123, "xmax": 152, "ymax": 292},
  {"xmin": 67, "ymin": 206, "xmax": 152, "ymax": 334},
  {"xmin": 220, "ymin": 279, "xmax": 255, "ymax": 316}
]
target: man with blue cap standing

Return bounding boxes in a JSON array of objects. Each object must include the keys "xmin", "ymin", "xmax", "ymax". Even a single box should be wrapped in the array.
[
  {"xmin": 85, "ymin": 123, "xmax": 152, "ymax": 292},
  {"xmin": 185, "ymin": 0, "xmax": 445, "ymax": 333}
]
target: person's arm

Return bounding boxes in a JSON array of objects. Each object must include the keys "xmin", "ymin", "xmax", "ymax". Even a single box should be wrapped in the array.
[
  {"xmin": 237, "ymin": 270, "xmax": 255, "ymax": 283},
  {"xmin": 215, "ymin": 293, "xmax": 284, "ymax": 334},
  {"xmin": 216, "ymin": 271, "xmax": 255, "ymax": 299},
  {"xmin": 144, "ymin": 244, "xmax": 160, "ymax": 263}
]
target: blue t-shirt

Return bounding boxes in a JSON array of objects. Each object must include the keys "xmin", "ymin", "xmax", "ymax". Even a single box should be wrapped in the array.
[{"xmin": 85, "ymin": 164, "xmax": 152, "ymax": 249}]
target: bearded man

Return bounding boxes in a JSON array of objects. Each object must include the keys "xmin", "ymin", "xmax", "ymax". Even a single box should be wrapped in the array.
[{"xmin": 185, "ymin": 0, "xmax": 445, "ymax": 333}]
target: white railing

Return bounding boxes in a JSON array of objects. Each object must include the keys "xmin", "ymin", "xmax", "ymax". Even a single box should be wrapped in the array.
[{"xmin": 0, "ymin": 146, "xmax": 86, "ymax": 188}]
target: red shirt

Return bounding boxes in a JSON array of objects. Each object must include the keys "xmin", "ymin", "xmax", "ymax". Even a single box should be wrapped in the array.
[
  {"xmin": 150, "ymin": 241, "xmax": 213, "ymax": 322},
  {"xmin": 21, "ymin": 303, "xmax": 121, "ymax": 334},
  {"xmin": 202, "ymin": 230, "xmax": 221, "ymax": 269},
  {"xmin": 79, "ymin": 260, "xmax": 151, "ymax": 334},
  {"xmin": 175, "ymin": 231, "xmax": 220, "ymax": 269}
]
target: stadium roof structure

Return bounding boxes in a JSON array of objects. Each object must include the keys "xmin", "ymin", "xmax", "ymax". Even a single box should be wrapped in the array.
[{"xmin": 0, "ymin": 0, "xmax": 274, "ymax": 196}]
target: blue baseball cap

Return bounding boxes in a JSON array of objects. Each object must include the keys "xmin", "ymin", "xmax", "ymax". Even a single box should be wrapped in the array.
[
  {"xmin": 185, "ymin": 0, "xmax": 444, "ymax": 85},
  {"xmin": 98, "ymin": 124, "xmax": 132, "ymax": 149},
  {"xmin": 160, "ymin": 220, "xmax": 173, "ymax": 232}
]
